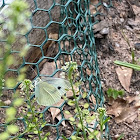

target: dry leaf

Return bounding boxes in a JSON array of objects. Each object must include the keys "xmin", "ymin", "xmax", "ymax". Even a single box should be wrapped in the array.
[
  {"xmin": 86, "ymin": 69, "xmax": 91, "ymax": 75},
  {"xmin": 40, "ymin": 61, "xmax": 61, "ymax": 78},
  {"xmin": 49, "ymin": 99, "xmax": 64, "ymax": 121},
  {"xmin": 66, "ymin": 90, "xmax": 73, "ymax": 97},
  {"xmin": 135, "ymin": 97, "xmax": 140, "ymax": 107},
  {"xmin": 90, "ymin": 5, "xmax": 96, "ymax": 14},
  {"xmin": 107, "ymin": 98, "xmax": 127, "ymax": 117},
  {"xmin": 4, "ymin": 100, "xmax": 11, "ymax": 105},
  {"xmin": 115, "ymin": 107, "xmax": 138, "ymax": 123},
  {"xmin": 49, "ymin": 33, "xmax": 58, "ymax": 40},
  {"xmin": 125, "ymin": 96, "xmax": 138, "ymax": 103},
  {"xmin": 90, "ymin": 95, "xmax": 96, "ymax": 104},
  {"xmin": 66, "ymin": 86, "xmax": 79, "ymax": 97},
  {"xmin": 107, "ymin": 95, "xmax": 140, "ymax": 123},
  {"xmin": 126, "ymin": 113, "xmax": 137, "ymax": 124},
  {"xmin": 116, "ymin": 66, "xmax": 132, "ymax": 92},
  {"xmin": 64, "ymin": 111, "xmax": 73, "ymax": 120},
  {"xmin": 125, "ymin": 95, "xmax": 140, "ymax": 106},
  {"xmin": 56, "ymin": 114, "xmax": 66, "ymax": 127}
]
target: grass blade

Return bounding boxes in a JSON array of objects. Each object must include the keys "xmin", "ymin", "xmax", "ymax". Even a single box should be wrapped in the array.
[{"xmin": 114, "ymin": 60, "xmax": 140, "ymax": 71}]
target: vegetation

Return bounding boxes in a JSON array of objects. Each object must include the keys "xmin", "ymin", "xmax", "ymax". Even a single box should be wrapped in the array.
[
  {"xmin": 0, "ymin": 0, "xmax": 31, "ymax": 139},
  {"xmin": 114, "ymin": 60, "xmax": 140, "ymax": 71},
  {"xmin": 107, "ymin": 88, "xmax": 125, "ymax": 99},
  {"xmin": 2, "ymin": 0, "xmax": 137, "ymax": 140}
]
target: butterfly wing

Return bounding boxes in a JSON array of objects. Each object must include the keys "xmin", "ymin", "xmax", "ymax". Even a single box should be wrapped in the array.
[
  {"xmin": 42, "ymin": 77, "xmax": 71, "ymax": 96},
  {"xmin": 35, "ymin": 80, "xmax": 61, "ymax": 106}
]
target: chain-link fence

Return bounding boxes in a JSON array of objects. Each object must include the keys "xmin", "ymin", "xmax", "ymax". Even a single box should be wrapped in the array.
[{"xmin": 0, "ymin": 0, "xmax": 113, "ymax": 139}]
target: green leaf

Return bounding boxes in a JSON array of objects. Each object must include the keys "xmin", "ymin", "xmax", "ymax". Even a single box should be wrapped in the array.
[
  {"xmin": 77, "ymin": 123, "xmax": 82, "ymax": 129},
  {"xmin": 131, "ymin": 50, "xmax": 136, "ymax": 64},
  {"xmin": 6, "ymin": 55, "xmax": 14, "ymax": 66},
  {"xmin": 64, "ymin": 110, "xmax": 71, "ymax": 115},
  {"xmin": 34, "ymin": 131, "xmax": 38, "ymax": 134},
  {"xmin": 84, "ymin": 103, "xmax": 89, "ymax": 109},
  {"xmin": 93, "ymin": 130, "xmax": 99, "ymax": 136},
  {"xmin": 63, "ymin": 95, "xmax": 68, "ymax": 101},
  {"xmin": 39, "ymin": 114, "xmax": 43, "ymax": 118},
  {"xmin": 27, "ymin": 105, "xmax": 30, "ymax": 109},
  {"xmin": 29, "ymin": 123, "xmax": 35, "ymax": 128},
  {"xmin": 5, "ymin": 78, "xmax": 16, "ymax": 88},
  {"xmin": 88, "ymin": 134, "xmax": 95, "ymax": 140},
  {"xmin": 114, "ymin": 60, "xmax": 140, "ymax": 71},
  {"xmin": 27, "ymin": 112, "xmax": 32, "ymax": 117},
  {"xmin": 82, "ymin": 92, "xmax": 87, "ymax": 98},
  {"xmin": 86, "ymin": 115, "xmax": 95, "ymax": 123},
  {"xmin": 71, "ymin": 136, "xmax": 82, "ymax": 140},
  {"xmin": 106, "ymin": 88, "xmax": 112, "ymax": 97},
  {"xmin": 103, "ymin": 117, "xmax": 110, "ymax": 125},
  {"xmin": 107, "ymin": 88, "xmax": 125, "ymax": 99},
  {"xmin": 17, "ymin": 74, "xmax": 25, "ymax": 81},
  {"xmin": 75, "ymin": 81, "xmax": 81, "ymax": 87},
  {"xmin": 69, "ymin": 117, "xmax": 75, "ymax": 122},
  {"xmin": 118, "ymin": 90, "xmax": 124, "ymax": 96},
  {"xmin": 6, "ymin": 107, "xmax": 16, "ymax": 122},
  {"xmin": 28, "ymin": 135, "xmax": 33, "ymax": 138},
  {"xmin": 41, "ymin": 122, "xmax": 46, "ymax": 128},
  {"xmin": 113, "ymin": 90, "xmax": 118, "ymax": 99},
  {"xmin": 13, "ymin": 98, "xmax": 24, "ymax": 107},
  {"xmin": 7, "ymin": 125, "xmax": 19, "ymax": 134},
  {"xmin": 44, "ymin": 132, "xmax": 50, "ymax": 137},
  {"xmin": 71, "ymin": 136, "xmax": 77, "ymax": 140},
  {"xmin": 83, "ymin": 109, "xmax": 89, "ymax": 115},
  {"xmin": 62, "ymin": 135, "xmax": 68, "ymax": 140},
  {"xmin": 68, "ymin": 100, "xmax": 75, "ymax": 106},
  {"xmin": 0, "ymin": 132, "xmax": 9, "ymax": 140}
]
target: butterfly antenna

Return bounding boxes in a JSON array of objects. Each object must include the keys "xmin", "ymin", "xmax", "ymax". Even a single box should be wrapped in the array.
[{"xmin": 29, "ymin": 65, "xmax": 38, "ymax": 77}]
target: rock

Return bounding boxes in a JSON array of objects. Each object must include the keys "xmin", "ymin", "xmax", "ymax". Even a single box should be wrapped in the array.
[
  {"xmin": 93, "ymin": 19, "xmax": 112, "ymax": 33},
  {"xmin": 125, "ymin": 25, "xmax": 133, "ymax": 32},
  {"xmin": 120, "ymin": 18, "xmax": 124, "ymax": 23},
  {"xmin": 134, "ymin": 43, "xmax": 140, "ymax": 50},
  {"xmin": 128, "ymin": 19, "xmax": 138, "ymax": 26},
  {"xmin": 133, "ymin": 27, "xmax": 140, "ymax": 34},
  {"xmin": 132, "ymin": 5, "xmax": 140, "ymax": 15},
  {"xmin": 100, "ymin": 27, "xmax": 109, "ymax": 35},
  {"xmin": 94, "ymin": 33, "xmax": 103, "ymax": 38},
  {"xmin": 135, "ymin": 91, "xmax": 140, "ymax": 95},
  {"xmin": 115, "ymin": 42, "xmax": 120, "ymax": 48}
]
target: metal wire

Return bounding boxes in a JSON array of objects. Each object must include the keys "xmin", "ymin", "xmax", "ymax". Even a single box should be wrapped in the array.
[{"xmin": 0, "ymin": 0, "xmax": 112, "ymax": 139}]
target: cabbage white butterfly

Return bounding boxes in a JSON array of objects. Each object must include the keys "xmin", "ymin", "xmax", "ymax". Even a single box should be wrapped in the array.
[{"xmin": 34, "ymin": 77, "xmax": 70, "ymax": 106}]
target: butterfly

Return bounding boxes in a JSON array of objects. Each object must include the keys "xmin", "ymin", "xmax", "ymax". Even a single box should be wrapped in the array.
[{"xmin": 34, "ymin": 77, "xmax": 71, "ymax": 106}]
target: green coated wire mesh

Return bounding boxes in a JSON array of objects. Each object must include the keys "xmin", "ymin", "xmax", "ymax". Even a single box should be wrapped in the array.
[{"xmin": 0, "ymin": 0, "xmax": 113, "ymax": 139}]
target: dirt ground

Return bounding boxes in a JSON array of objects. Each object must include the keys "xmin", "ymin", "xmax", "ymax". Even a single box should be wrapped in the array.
[
  {"xmin": 95, "ymin": 0, "xmax": 140, "ymax": 139},
  {"xmin": 0, "ymin": 0, "xmax": 140, "ymax": 140}
]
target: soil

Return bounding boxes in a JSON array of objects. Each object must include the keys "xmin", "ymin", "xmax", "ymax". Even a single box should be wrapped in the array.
[
  {"xmin": 95, "ymin": 0, "xmax": 140, "ymax": 139},
  {"xmin": 0, "ymin": 0, "xmax": 140, "ymax": 140}
]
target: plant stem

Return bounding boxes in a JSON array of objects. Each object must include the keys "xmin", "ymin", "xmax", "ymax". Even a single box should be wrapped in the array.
[
  {"xmin": 70, "ymin": 78, "xmax": 87, "ymax": 140},
  {"xmin": 26, "ymin": 86, "xmax": 42, "ymax": 140}
]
